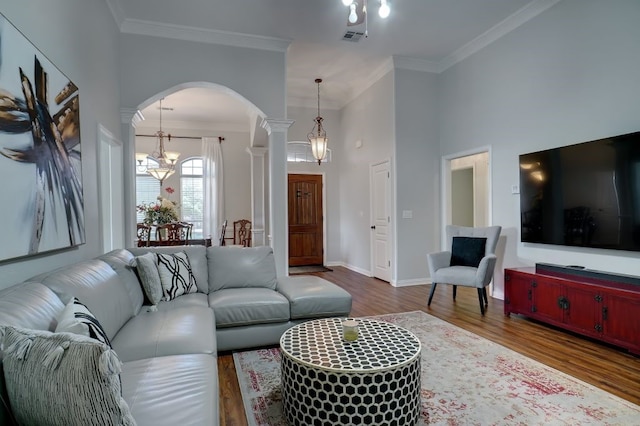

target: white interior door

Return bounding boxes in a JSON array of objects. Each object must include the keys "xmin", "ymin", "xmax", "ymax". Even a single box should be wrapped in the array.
[
  {"xmin": 371, "ymin": 160, "xmax": 391, "ymax": 282},
  {"xmin": 98, "ymin": 125, "xmax": 124, "ymax": 252}
]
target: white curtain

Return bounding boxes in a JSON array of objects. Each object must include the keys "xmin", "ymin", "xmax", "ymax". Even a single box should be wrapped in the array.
[{"xmin": 202, "ymin": 137, "xmax": 224, "ymax": 244}]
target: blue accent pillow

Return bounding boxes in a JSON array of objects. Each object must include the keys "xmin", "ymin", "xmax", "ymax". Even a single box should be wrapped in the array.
[{"xmin": 450, "ymin": 237, "xmax": 487, "ymax": 267}]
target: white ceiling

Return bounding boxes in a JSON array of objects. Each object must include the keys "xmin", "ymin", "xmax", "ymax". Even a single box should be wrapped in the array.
[{"xmin": 108, "ymin": 0, "xmax": 557, "ymax": 127}]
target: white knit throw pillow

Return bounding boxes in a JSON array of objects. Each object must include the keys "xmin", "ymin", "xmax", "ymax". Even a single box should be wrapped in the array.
[{"xmin": 1, "ymin": 326, "xmax": 136, "ymax": 426}]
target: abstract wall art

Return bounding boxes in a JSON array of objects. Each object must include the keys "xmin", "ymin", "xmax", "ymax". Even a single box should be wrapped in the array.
[{"xmin": 0, "ymin": 14, "xmax": 85, "ymax": 262}]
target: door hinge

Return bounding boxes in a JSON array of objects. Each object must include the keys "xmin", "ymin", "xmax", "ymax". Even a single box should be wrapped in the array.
[
  {"xmin": 602, "ymin": 306, "xmax": 608, "ymax": 320},
  {"xmin": 505, "ymin": 274, "xmax": 511, "ymax": 282},
  {"xmin": 388, "ymin": 260, "xmax": 391, "ymax": 267},
  {"xmin": 387, "ymin": 172, "xmax": 389, "ymax": 178},
  {"xmin": 532, "ymin": 305, "xmax": 537, "ymax": 313},
  {"xmin": 387, "ymin": 216, "xmax": 390, "ymax": 223}
]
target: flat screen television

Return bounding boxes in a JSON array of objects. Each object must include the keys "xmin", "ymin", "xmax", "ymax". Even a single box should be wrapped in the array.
[{"xmin": 519, "ymin": 131, "xmax": 640, "ymax": 252}]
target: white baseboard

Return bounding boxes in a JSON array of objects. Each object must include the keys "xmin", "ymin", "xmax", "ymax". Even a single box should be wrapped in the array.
[
  {"xmin": 393, "ymin": 278, "xmax": 431, "ymax": 287},
  {"xmin": 326, "ymin": 261, "xmax": 372, "ymax": 277}
]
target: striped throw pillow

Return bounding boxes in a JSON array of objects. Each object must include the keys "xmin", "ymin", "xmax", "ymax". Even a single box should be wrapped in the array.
[{"xmin": 55, "ymin": 297, "xmax": 111, "ymax": 347}]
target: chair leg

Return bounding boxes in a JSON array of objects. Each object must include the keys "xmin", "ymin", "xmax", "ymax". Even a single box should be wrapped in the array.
[
  {"xmin": 427, "ymin": 283, "xmax": 438, "ymax": 306},
  {"xmin": 477, "ymin": 288, "xmax": 486, "ymax": 315},
  {"xmin": 482, "ymin": 287, "xmax": 489, "ymax": 306},
  {"xmin": 452, "ymin": 285, "xmax": 457, "ymax": 300}
]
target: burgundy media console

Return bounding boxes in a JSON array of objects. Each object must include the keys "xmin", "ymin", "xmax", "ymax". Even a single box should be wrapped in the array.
[{"xmin": 504, "ymin": 263, "xmax": 640, "ymax": 354}]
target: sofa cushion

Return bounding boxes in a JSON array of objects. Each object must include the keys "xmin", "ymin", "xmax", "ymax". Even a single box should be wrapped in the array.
[
  {"xmin": 55, "ymin": 297, "xmax": 111, "ymax": 347},
  {"xmin": 156, "ymin": 292, "xmax": 209, "ymax": 311},
  {"xmin": 0, "ymin": 282, "xmax": 64, "ymax": 331},
  {"xmin": 277, "ymin": 276, "xmax": 352, "ymax": 319},
  {"xmin": 135, "ymin": 252, "xmax": 164, "ymax": 305},
  {"xmin": 207, "ymin": 246, "xmax": 278, "ymax": 292},
  {"xmin": 31, "ymin": 260, "xmax": 133, "ymax": 340},
  {"xmin": 156, "ymin": 252, "xmax": 198, "ymax": 301},
  {"xmin": 127, "ymin": 246, "xmax": 208, "ymax": 294},
  {"xmin": 2, "ymin": 326, "xmax": 135, "ymax": 426},
  {"xmin": 111, "ymin": 306, "xmax": 216, "ymax": 362},
  {"xmin": 208, "ymin": 288, "xmax": 289, "ymax": 328},
  {"xmin": 122, "ymin": 354, "xmax": 217, "ymax": 426},
  {"xmin": 97, "ymin": 249, "xmax": 145, "ymax": 315}
]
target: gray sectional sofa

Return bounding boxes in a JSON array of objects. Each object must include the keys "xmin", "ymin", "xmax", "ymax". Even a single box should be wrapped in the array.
[{"xmin": 0, "ymin": 245, "xmax": 352, "ymax": 425}]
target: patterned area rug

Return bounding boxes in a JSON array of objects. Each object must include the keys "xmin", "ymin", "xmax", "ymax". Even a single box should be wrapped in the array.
[{"xmin": 234, "ymin": 311, "xmax": 640, "ymax": 425}]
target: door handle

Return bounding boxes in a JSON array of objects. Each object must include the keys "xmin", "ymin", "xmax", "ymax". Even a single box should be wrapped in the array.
[{"xmin": 371, "ymin": 225, "xmax": 376, "ymax": 229}]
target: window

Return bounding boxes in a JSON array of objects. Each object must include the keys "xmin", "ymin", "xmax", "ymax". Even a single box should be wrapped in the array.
[
  {"xmin": 287, "ymin": 141, "xmax": 331, "ymax": 163},
  {"xmin": 181, "ymin": 158, "xmax": 204, "ymax": 238},
  {"xmin": 136, "ymin": 158, "xmax": 160, "ymax": 223}
]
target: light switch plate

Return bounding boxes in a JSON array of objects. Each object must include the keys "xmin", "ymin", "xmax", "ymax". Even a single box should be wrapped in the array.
[
  {"xmin": 402, "ymin": 210, "xmax": 413, "ymax": 219},
  {"xmin": 511, "ymin": 185, "xmax": 520, "ymax": 194}
]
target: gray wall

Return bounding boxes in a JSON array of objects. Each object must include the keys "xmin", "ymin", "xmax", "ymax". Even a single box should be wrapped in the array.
[
  {"xmin": 0, "ymin": 0, "xmax": 121, "ymax": 289},
  {"xmin": 439, "ymin": 0, "xmax": 640, "ymax": 297},
  {"xmin": 394, "ymin": 68, "xmax": 440, "ymax": 284},
  {"xmin": 339, "ymin": 71, "xmax": 395, "ymax": 276},
  {"xmin": 119, "ymin": 34, "xmax": 286, "ymax": 118}
]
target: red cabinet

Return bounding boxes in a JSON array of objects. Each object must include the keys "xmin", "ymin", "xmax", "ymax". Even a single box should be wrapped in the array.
[{"xmin": 504, "ymin": 267, "xmax": 640, "ymax": 354}]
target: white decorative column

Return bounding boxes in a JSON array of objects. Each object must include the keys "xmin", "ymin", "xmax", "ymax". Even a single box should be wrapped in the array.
[
  {"xmin": 262, "ymin": 118, "xmax": 294, "ymax": 277},
  {"xmin": 120, "ymin": 108, "xmax": 141, "ymax": 248},
  {"xmin": 246, "ymin": 146, "xmax": 268, "ymax": 247}
]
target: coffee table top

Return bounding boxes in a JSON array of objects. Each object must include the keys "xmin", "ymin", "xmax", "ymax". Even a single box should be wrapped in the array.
[{"xmin": 279, "ymin": 317, "xmax": 421, "ymax": 372}]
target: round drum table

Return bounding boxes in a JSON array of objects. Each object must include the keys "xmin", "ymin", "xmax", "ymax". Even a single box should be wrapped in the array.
[{"xmin": 280, "ymin": 318, "xmax": 422, "ymax": 426}]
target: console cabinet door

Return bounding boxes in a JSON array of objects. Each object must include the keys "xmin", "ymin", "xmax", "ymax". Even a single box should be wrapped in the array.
[
  {"xmin": 504, "ymin": 270, "xmax": 532, "ymax": 315},
  {"xmin": 563, "ymin": 285, "xmax": 602, "ymax": 339},
  {"xmin": 531, "ymin": 276, "xmax": 564, "ymax": 325},
  {"xmin": 603, "ymin": 292, "xmax": 640, "ymax": 353}
]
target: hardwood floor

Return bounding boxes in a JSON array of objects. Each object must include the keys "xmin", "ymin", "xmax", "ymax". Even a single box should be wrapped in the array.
[{"xmin": 218, "ymin": 266, "xmax": 640, "ymax": 425}]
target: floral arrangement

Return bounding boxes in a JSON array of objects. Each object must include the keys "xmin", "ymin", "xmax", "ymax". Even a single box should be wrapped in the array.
[{"xmin": 137, "ymin": 187, "xmax": 179, "ymax": 225}]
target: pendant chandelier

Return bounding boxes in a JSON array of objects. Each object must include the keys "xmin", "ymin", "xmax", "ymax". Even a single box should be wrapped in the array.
[
  {"xmin": 307, "ymin": 78, "xmax": 328, "ymax": 165},
  {"xmin": 135, "ymin": 98, "xmax": 180, "ymax": 184}
]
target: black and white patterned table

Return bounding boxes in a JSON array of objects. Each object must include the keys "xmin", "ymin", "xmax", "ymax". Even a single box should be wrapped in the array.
[{"xmin": 280, "ymin": 318, "xmax": 422, "ymax": 426}]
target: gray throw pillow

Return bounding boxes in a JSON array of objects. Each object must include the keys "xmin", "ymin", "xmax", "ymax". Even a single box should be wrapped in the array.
[
  {"xmin": 156, "ymin": 251, "xmax": 198, "ymax": 301},
  {"xmin": 135, "ymin": 252, "xmax": 163, "ymax": 305},
  {"xmin": 55, "ymin": 297, "xmax": 111, "ymax": 347},
  {"xmin": 1, "ymin": 326, "xmax": 136, "ymax": 426}
]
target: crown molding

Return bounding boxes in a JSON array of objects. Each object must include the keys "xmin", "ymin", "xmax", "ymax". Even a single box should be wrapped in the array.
[
  {"xmin": 438, "ymin": 0, "xmax": 562, "ymax": 72},
  {"xmin": 339, "ymin": 57, "xmax": 395, "ymax": 108},
  {"xmin": 105, "ymin": 0, "xmax": 125, "ymax": 29},
  {"xmin": 120, "ymin": 18, "xmax": 291, "ymax": 52},
  {"xmin": 392, "ymin": 56, "xmax": 441, "ymax": 73}
]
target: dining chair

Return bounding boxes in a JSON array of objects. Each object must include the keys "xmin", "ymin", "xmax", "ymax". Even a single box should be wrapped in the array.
[
  {"xmin": 233, "ymin": 219, "xmax": 252, "ymax": 247},
  {"xmin": 427, "ymin": 225, "xmax": 502, "ymax": 315},
  {"xmin": 156, "ymin": 222, "xmax": 191, "ymax": 246},
  {"xmin": 218, "ymin": 220, "xmax": 228, "ymax": 246},
  {"xmin": 136, "ymin": 223, "xmax": 151, "ymax": 247}
]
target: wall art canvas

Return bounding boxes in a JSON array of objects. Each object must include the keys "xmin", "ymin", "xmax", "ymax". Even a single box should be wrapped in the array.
[{"xmin": 0, "ymin": 14, "xmax": 84, "ymax": 262}]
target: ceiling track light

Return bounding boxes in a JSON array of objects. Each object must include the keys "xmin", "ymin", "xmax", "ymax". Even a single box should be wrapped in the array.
[{"xmin": 341, "ymin": 0, "xmax": 390, "ymax": 23}]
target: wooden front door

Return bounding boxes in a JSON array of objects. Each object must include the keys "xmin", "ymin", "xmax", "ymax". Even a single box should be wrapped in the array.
[{"xmin": 288, "ymin": 174, "xmax": 323, "ymax": 266}]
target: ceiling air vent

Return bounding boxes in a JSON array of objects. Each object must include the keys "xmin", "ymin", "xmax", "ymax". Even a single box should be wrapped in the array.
[{"xmin": 342, "ymin": 31, "xmax": 364, "ymax": 42}]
